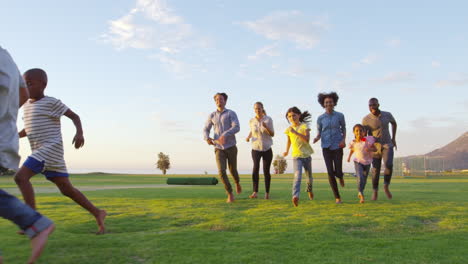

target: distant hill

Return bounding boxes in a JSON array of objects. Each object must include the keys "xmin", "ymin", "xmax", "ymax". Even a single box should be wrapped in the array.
[{"xmin": 425, "ymin": 132, "xmax": 468, "ymax": 169}]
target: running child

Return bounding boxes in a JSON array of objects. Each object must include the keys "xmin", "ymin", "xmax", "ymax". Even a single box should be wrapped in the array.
[
  {"xmin": 283, "ymin": 107, "xmax": 314, "ymax": 207},
  {"xmin": 347, "ymin": 124, "xmax": 377, "ymax": 203},
  {"xmin": 14, "ymin": 68, "xmax": 106, "ymax": 234}
]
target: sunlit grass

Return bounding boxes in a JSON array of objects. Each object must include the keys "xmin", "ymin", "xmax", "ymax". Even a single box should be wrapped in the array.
[{"xmin": 0, "ymin": 174, "xmax": 466, "ymax": 263}]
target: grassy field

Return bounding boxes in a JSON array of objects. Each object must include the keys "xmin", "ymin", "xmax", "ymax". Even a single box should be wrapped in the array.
[{"xmin": 0, "ymin": 173, "xmax": 467, "ymax": 264}]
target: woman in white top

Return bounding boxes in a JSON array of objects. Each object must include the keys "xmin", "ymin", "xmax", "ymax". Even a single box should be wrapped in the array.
[{"xmin": 246, "ymin": 102, "xmax": 274, "ymax": 199}]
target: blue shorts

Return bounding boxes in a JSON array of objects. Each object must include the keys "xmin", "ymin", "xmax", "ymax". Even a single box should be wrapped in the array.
[{"xmin": 23, "ymin": 157, "xmax": 69, "ymax": 179}]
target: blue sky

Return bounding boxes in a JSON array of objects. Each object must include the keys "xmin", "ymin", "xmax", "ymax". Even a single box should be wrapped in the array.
[{"xmin": 2, "ymin": 0, "xmax": 467, "ymax": 173}]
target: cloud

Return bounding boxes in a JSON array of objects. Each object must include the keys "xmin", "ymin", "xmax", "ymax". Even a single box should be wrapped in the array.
[
  {"xmin": 431, "ymin": 61, "xmax": 441, "ymax": 68},
  {"xmin": 370, "ymin": 72, "xmax": 415, "ymax": 84},
  {"xmin": 240, "ymin": 11, "xmax": 329, "ymax": 49},
  {"xmin": 408, "ymin": 116, "xmax": 466, "ymax": 129},
  {"xmin": 247, "ymin": 44, "xmax": 280, "ymax": 60},
  {"xmin": 102, "ymin": 0, "xmax": 196, "ymax": 51},
  {"xmin": 149, "ymin": 54, "xmax": 204, "ymax": 77},
  {"xmin": 353, "ymin": 53, "xmax": 378, "ymax": 68},
  {"xmin": 101, "ymin": 0, "xmax": 213, "ymax": 76},
  {"xmin": 436, "ymin": 78, "xmax": 468, "ymax": 87},
  {"xmin": 271, "ymin": 59, "xmax": 319, "ymax": 77},
  {"xmin": 386, "ymin": 38, "xmax": 401, "ymax": 47}
]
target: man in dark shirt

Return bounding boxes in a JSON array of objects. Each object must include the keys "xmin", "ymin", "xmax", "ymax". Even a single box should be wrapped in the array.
[{"xmin": 362, "ymin": 98, "xmax": 397, "ymax": 200}]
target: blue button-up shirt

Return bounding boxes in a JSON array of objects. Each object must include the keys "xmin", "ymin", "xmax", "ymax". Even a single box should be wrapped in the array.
[
  {"xmin": 203, "ymin": 108, "xmax": 240, "ymax": 150},
  {"xmin": 316, "ymin": 111, "xmax": 346, "ymax": 150}
]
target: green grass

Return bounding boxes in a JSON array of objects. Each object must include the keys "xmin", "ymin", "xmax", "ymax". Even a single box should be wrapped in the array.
[{"xmin": 0, "ymin": 173, "xmax": 467, "ymax": 264}]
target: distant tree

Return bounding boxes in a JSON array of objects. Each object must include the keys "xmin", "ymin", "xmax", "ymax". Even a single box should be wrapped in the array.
[
  {"xmin": 273, "ymin": 155, "xmax": 287, "ymax": 174},
  {"xmin": 156, "ymin": 152, "xmax": 171, "ymax": 175}
]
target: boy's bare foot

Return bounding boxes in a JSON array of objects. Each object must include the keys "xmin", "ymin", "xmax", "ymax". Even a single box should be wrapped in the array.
[
  {"xmin": 264, "ymin": 193, "xmax": 270, "ymax": 200},
  {"xmin": 28, "ymin": 224, "xmax": 55, "ymax": 264},
  {"xmin": 358, "ymin": 192, "xmax": 365, "ymax": 203},
  {"xmin": 335, "ymin": 198, "xmax": 342, "ymax": 204},
  {"xmin": 235, "ymin": 184, "xmax": 242, "ymax": 194},
  {"xmin": 226, "ymin": 193, "xmax": 235, "ymax": 203},
  {"xmin": 372, "ymin": 191, "xmax": 378, "ymax": 200},
  {"xmin": 384, "ymin": 185, "xmax": 392, "ymax": 199},
  {"xmin": 307, "ymin": 192, "xmax": 314, "ymax": 200},
  {"xmin": 339, "ymin": 177, "xmax": 345, "ymax": 187},
  {"xmin": 95, "ymin": 210, "xmax": 107, "ymax": 235},
  {"xmin": 249, "ymin": 192, "xmax": 258, "ymax": 199},
  {"xmin": 292, "ymin": 196, "xmax": 299, "ymax": 207}
]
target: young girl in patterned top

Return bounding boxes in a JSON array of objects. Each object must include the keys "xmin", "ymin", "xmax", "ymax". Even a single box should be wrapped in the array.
[
  {"xmin": 347, "ymin": 124, "xmax": 377, "ymax": 203},
  {"xmin": 283, "ymin": 107, "xmax": 314, "ymax": 207}
]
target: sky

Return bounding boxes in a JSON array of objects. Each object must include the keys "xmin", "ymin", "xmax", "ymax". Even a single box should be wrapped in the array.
[{"xmin": 2, "ymin": 0, "xmax": 467, "ymax": 174}]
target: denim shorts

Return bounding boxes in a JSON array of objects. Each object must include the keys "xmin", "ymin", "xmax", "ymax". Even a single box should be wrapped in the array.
[{"xmin": 23, "ymin": 157, "xmax": 69, "ymax": 179}]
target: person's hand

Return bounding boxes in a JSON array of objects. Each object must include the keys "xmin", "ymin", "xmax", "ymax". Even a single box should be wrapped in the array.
[
  {"xmin": 283, "ymin": 151, "xmax": 288, "ymax": 157},
  {"xmin": 392, "ymin": 138, "xmax": 397, "ymax": 150},
  {"xmin": 218, "ymin": 135, "xmax": 226, "ymax": 145},
  {"xmin": 313, "ymin": 137, "xmax": 319, "ymax": 144},
  {"xmin": 288, "ymin": 126, "xmax": 297, "ymax": 135},
  {"xmin": 339, "ymin": 140, "xmax": 345, "ymax": 148},
  {"xmin": 72, "ymin": 134, "xmax": 85, "ymax": 149},
  {"xmin": 347, "ymin": 157, "xmax": 350, "ymax": 162},
  {"xmin": 246, "ymin": 137, "xmax": 250, "ymax": 142},
  {"xmin": 206, "ymin": 138, "xmax": 214, "ymax": 145},
  {"xmin": 262, "ymin": 122, "xmax": 268, "ymax": 128}
]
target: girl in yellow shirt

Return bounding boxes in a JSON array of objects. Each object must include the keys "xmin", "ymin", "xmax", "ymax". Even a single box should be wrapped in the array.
[{"xmin": 283, "ymin": 107, "xmax": 314, "ymax": 207}]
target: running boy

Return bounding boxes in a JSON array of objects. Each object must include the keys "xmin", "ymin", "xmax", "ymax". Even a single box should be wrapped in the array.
[
  {"xmin": 347, "ymin": 124, "xmax": 377, "ymax": 203},
  {"xmin": 14, "ymin": 68, "xmax": 106, "ymax": 234}
]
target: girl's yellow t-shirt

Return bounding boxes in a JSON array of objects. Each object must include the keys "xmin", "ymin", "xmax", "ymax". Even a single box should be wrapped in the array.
[{"xmin": 284, "ymin": 123, "xmax": 314, "ymax": 158}]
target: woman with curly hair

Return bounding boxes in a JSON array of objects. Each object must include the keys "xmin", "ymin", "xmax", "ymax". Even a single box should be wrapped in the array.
[{"xmin": 313, "ymin": 92, "xmax": 346, "ymax": 204}]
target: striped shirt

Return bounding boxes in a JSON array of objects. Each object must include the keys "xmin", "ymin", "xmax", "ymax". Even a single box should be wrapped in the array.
[{"xmin": 23, "ymin": 96, "xmax": 69, "ymax": 172}]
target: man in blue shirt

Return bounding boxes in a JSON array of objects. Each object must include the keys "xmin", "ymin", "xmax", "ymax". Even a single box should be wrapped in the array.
[{"xmin": 204, "ymin": 93, "xmax": 242, "ymax": 203}]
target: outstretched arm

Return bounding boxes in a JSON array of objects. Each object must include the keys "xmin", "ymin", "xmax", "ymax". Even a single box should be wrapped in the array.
[
  {"xmin": 19, "ymin": 86, "xmax": 29, "ymax": 107},
  {"xmin": 64, "ymin": 109, "xmax": 84, "ymax": 149},
  {"xmin": 246, "ymin": 132, "xmax": 252, "ymax": 142},
  {"xmin": 391, "ymin": 120, "xmax": 397, "ymax": 150},
  {"xmin": 314, "ymin": 118, "xmax": 321, "ymax": 143},
  {"xmin": 18, "ymin": 128, "xmax": 27, "ymax": 138},
  {"xmin": 283, "ymin": 136, "xmax": 291, "ymax": 157},
  {"xmin": 339, "ymin": 114, "xmax": 346, "ymax": 147},
  {"xmin": 347, "ymin": 149, "xmax": 354, "ymax": 162}
]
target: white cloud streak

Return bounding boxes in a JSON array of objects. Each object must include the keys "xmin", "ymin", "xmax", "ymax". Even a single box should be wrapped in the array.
[
  {"xmin": 431, "ymin": 61, "xmax": 441, "ymax": 68},
  {"xmin": 387, "ymin": 38, "xmax": 401, "ymax": 47},
  {"xmin": 370, "ymin": 72, "xmax": 415, "ymax": 84},
  {"xmin": 436, "ymin": 79, "xmax": 468, "ymax": 87},
  {"xmin": 247, "ymin": 44, "xmax": 280, "ymax": 60},
  {"xmin": 102, "ymin": 0, "xmax": 194, "ymax": 51},
  {"xmin": 240, "ymin": 11, "xmax": 329, "ymax": 49}
]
